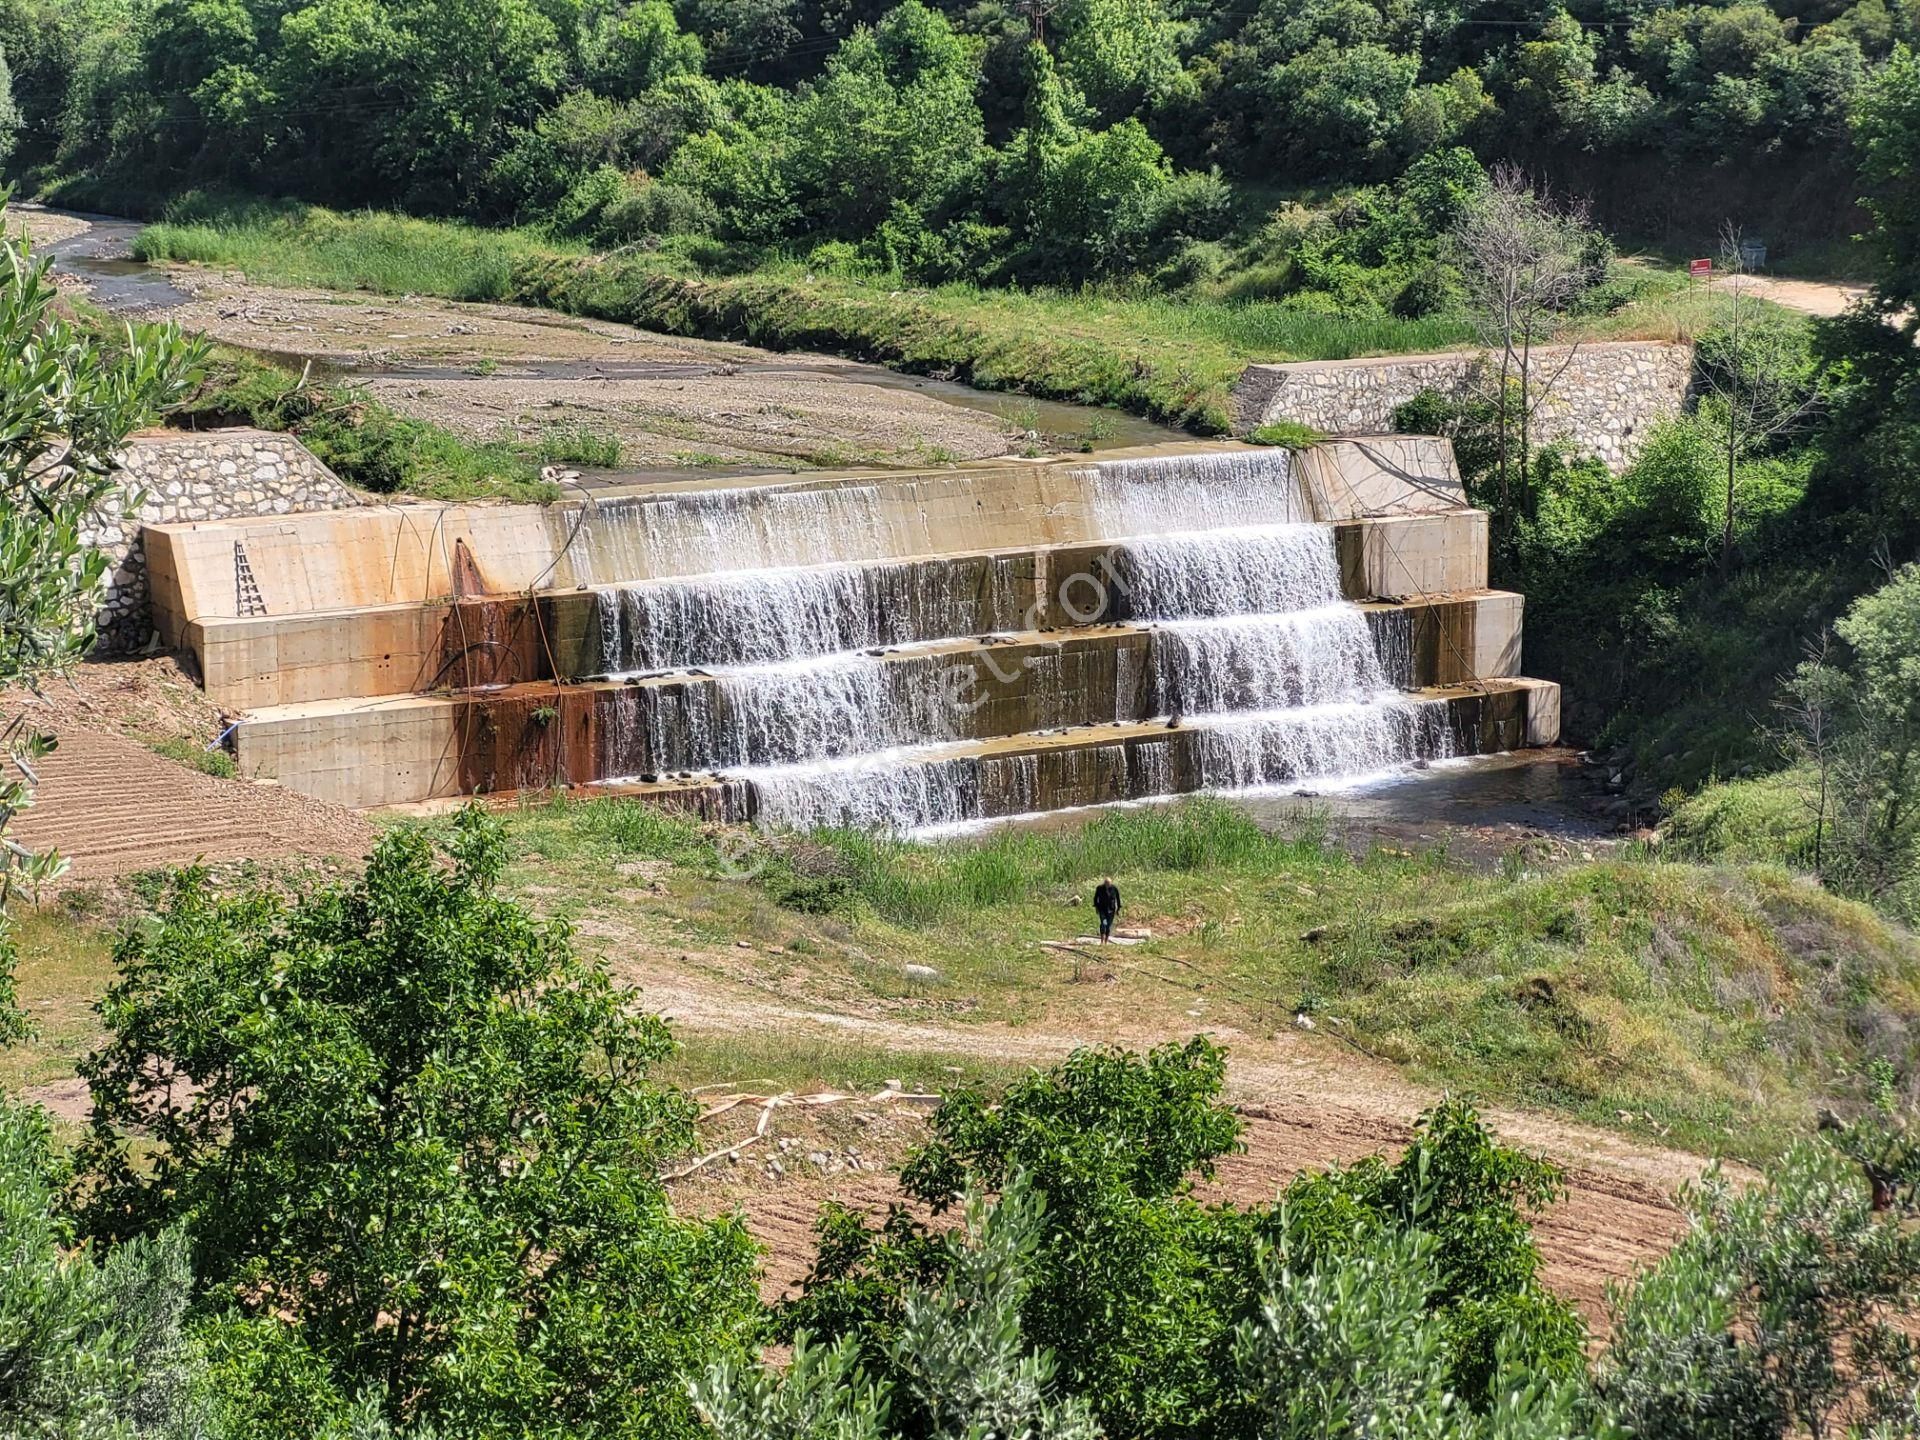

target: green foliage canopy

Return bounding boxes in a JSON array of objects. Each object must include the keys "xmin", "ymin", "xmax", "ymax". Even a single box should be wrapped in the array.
[{"xmin": 73, "ymin": 810, "xmax": 762, "ymax": 1439}]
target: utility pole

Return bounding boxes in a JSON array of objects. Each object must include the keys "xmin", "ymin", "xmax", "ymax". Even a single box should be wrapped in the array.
[{"xmin": 1022, "ymin": 0, "xmax": 1062, "ymax": 43}]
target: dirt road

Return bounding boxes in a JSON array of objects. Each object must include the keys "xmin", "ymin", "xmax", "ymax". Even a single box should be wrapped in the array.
[
  {"xmin": 1732, "ymin": 274, "xmax": 1871, "ymax": 319},
  {"xmin": 629, "ymin": 939, "xmax": 1718, "ymax": 1323}
]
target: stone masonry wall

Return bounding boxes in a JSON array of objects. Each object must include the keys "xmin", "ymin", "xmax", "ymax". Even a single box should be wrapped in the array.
[
  {"xmin": 84, "ymin": 429, "xmax": 360, "ymax": 653},
  {"xmin": 1232, "ymin": 340, "xmax": 1693, "ymax": 473}
]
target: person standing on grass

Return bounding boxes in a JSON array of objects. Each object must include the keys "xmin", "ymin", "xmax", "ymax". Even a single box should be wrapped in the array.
[{"xmin": 1093, "ymin": 877, "xmax": 1121, "ymax": 943}]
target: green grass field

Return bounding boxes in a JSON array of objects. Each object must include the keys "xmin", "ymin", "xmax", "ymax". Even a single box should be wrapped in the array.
[
  {"xmin": 486, "ymin": 793, "xmax": 1918, "ymax": 1160},
  {"xmin": 16, "ymin": 793, "xmax": 1912, "ymax": 1158}
]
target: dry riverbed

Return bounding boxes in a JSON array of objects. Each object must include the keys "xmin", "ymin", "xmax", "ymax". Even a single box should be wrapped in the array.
[{"xmin": 43, "ymin": 215, "xmax": 1024, "ymax": 470}]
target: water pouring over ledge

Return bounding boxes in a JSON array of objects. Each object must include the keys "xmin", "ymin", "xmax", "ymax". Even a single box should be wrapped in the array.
[
  {"xmin": 181, "ymin": 435, "xmax": 1556, "ymax": 813},
  {"xmin": 585, "ymin": 448, "xmax": 1462, "ymax": 829}
]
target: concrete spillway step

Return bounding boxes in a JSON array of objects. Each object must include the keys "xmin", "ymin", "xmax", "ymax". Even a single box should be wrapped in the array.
[
  {"xmin": 162, "ymin": 435, "xmax": 1565, "ymax": 824},
  {"xmin": 148, "ymin": 437, "xmax": 1465, "ymax": 634},
  {"xmin": 592, "ymin": 681, "xmax": 1562, "ymax": 831},
  {"xmin": 186, "ymin": 509, "xmax": 1492, "ymax": 710},
  {"xmin": 231, "ymin": 592, "xmax": 1528, "ymax": 809}
]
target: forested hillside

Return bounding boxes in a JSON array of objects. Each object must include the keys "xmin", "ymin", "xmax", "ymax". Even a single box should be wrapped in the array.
[{"xmin": 2, "ymin": 0, "xmax": 1911, "ymax": 279}]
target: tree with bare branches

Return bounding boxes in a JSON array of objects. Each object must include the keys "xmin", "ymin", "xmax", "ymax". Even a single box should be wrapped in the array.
[
  {"xmin": 1451, "ymin": 163, "xmax": 1591, "ymax": 518},
  {"xmin": 1696, "ymin": 224, "xmax": 1824, "ymax": 574}
]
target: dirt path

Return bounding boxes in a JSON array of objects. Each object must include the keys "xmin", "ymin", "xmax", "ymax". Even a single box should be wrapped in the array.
[
  {"xmin": 10, "ymin": 724, "xmax": 372, "ymax": 883},
  {"xmin": 627, "ymin": 939, "xmax": 1719, "ymax": 1322},
  {"xmin": 668, "ymin": 1068, "xmax": 1689, "ymax": 1327},
  {"xmin": 1730, "ymin": 274, "xmax": 1871, "ymax": 319},
  {"xmin": 360, "ymin": 372, "xmax": 1008, "ymax": 470}
]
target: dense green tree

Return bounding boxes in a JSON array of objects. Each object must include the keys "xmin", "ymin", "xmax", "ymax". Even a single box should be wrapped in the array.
[
  {"xmin": 783, "ymin": 1041, "xmax": 1579, "ymax": 1440},
  {"xmin": 1599, "ymin": 1142, "xmax": 1920, "ymax": 1438},
  {"xmin": 1855, "ymin": 44, "xmax": 1920, "ymax": 318},
  {"xmin": 0, "ymin": 0, "xmax": 79, "ymax": 169},
  {"xmin": 0, "ymin": 1101, "xmax": 211, "ymax": 1439},
  {"xmin": 1000, "ymin": 42, "xmax": 1172, "ymax": 277},
  {"xmin": 1053, "ymin": 0, "xmax": 1191, "ymax": 122},
  {"xmin": 5, "ymin": 0, "xmax": 1903, "ymax": 255},
  {"xmin": 74, "ymin": 809, "xmax": 763, "ymax": 1439},
  {"xmin": 582, "ymin": 0, "xmax": 705, "ymax": 97},
  {"xmin": 1233, "ymin": 1225, "xmax": 1599, "ymax": 1440},
  {"xmin": 1265, "ymin": 39, "xmax": 1416, "ymax": 177},
  {"xmin": 1832, "ymin": 564, "xmax": 1920, "ymax": 871},
  {"xmin": 1807, "ymin": 44, "xmax": 1920, "ymax": 544},
  {"xmin": 0, "ymin": 207, "xmax": 199, "ymax": 1039},
  {"xmin": 0, "ymin": 46, "xmax": 20, "ymax": 163},
  {"xmin": 782, "ymin": 1, "xmax": 985, "ymax": 240},
  {"xmin": 698, "ymin": 1181, "xmax": 1098, "ymax": 1440}
]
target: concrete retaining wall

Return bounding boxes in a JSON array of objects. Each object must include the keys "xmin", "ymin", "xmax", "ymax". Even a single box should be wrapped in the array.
[
  {"xmin": 190, "ymin": 510, "xmax": 1494, "ymax": 710},
  {"xmin": 1233, "ymin": 342, "xmax": 1693, "ymax": 473},
  {"xmin": 86, "ymin": 430, "xmax": 359, "ymax": 652},
  {"xmin": 145, "ymin": 438, "xmax": 1462, "ymax": 635}
]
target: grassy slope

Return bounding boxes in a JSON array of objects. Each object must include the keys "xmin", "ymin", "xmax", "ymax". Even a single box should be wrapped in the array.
[
  {"xmin": 129, "ymin": 202, "xmax": 1716, "ymax": 436},
  {"xmin": 492, "ymin": 795, "xmax": 1916, "ymax": 1162},
  {"xmin": 175, "ymin": 342, "xmax": 577, "ymax": 503},
  {"xmin": 15, "ymin": 796, "xmax": 1910, "ymax": 1160}
]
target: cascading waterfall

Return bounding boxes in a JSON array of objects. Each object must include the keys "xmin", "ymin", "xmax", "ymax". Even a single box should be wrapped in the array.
[
  {"xmin": 1111, "ymin": 523, "xmax": 1342, "ymax": 619},
  {"xmin": 1124, "ymin": 517, "xmax": 1453, "ymax": 795},
  {"xmin": 574, "ymin": 484, "xmax": 892, "ymax": 582},
  {"xmin": 1150, "ymin": 608, "xmax": 1387, "ymax": 714},
  {"xmin": 592, "ymin": 556, "xmax": 1023, "ymax": 674},
  {"xmin": 1083, "ymin": 449, "xmax": 1309, "ymax": 538},
  {"xmin": 585, "ymin": 448, "xmax": 1454, "ymax": 831},
  {"xmin": 1188, "ymin": 699, "xmax": 1451, "ymax": 791},
  {"xmin": 746, "ymin": 748, "xmax": 982, "ymax": 832}
]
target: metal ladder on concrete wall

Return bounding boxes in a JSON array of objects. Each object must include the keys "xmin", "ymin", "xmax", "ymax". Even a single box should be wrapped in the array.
[{"xmin": 234, "ymin": 541, "xmax": 268, "ymax": 618}]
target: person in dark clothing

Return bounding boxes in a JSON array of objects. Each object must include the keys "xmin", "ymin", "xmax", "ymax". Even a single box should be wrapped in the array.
[{"xmin": 1093, "ymin": 877, "xmax": 1121, "ymax": 942}]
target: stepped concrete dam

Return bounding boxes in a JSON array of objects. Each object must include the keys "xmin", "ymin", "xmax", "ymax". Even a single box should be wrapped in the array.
[{"xmin": 144, "ymin": 436, "xmax": 1560, "ymax": 831}]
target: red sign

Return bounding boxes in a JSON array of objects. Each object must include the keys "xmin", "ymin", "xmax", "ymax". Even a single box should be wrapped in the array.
[{"xmin": 1689, "ymin": 258, "xmax": 1713, "ymax": 279}]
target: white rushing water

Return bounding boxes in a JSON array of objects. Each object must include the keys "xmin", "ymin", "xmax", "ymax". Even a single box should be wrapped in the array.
[
  {"xmin": 1149, "ymin": 607, "xmax": 1389, "ymax": 715},
  {"xmin": 1082, "ymin": 449, "xmax": 1310, "ymax": 537},
  {"xmin": 592, "ymin": 557, "xmax": 1021, "ymax": 673},
  {"xmin": 585, "ymin": 448, "xmax": 1457, "ymax": 829},
  {"xmin": 569, "ymin": 484, "xmax": 891, "ymax": 588},
  {"xmin": 1112, "ymin": 522, "xmax": 1342, "ymax": 619},
  {"xmin": 1187, "ymin": 699, "xmax": 1451, "ymax": 791}
]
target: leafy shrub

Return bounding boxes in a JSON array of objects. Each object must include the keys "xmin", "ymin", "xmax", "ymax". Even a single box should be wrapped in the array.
[
  {"xmin": 782, "ymin": 1041, "xmax": 1579, "ymax": 1438},
  {"xmin": 74, "ymin": 810, "xmax": 763, "ymax": 1439},
  {"xmin": 1599, "ymin": 1142, "xmax": 1920, "ymax": 1438},
  {"xmin": 600, "ymin": 179, "xmax": 720, "ymax": 243},
  {"xmin": 697, "ymin": 1181, "xmax": 1097, "ymax": 1440},
  {"xmin": 0, "ymin": 1100, "xmax": 210, "ymax": 1438}
]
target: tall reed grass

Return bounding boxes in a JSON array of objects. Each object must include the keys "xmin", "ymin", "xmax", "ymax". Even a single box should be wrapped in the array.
[{"xmin": 136, "ymin": 200, "xmax": 576, "ymax": 302}]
